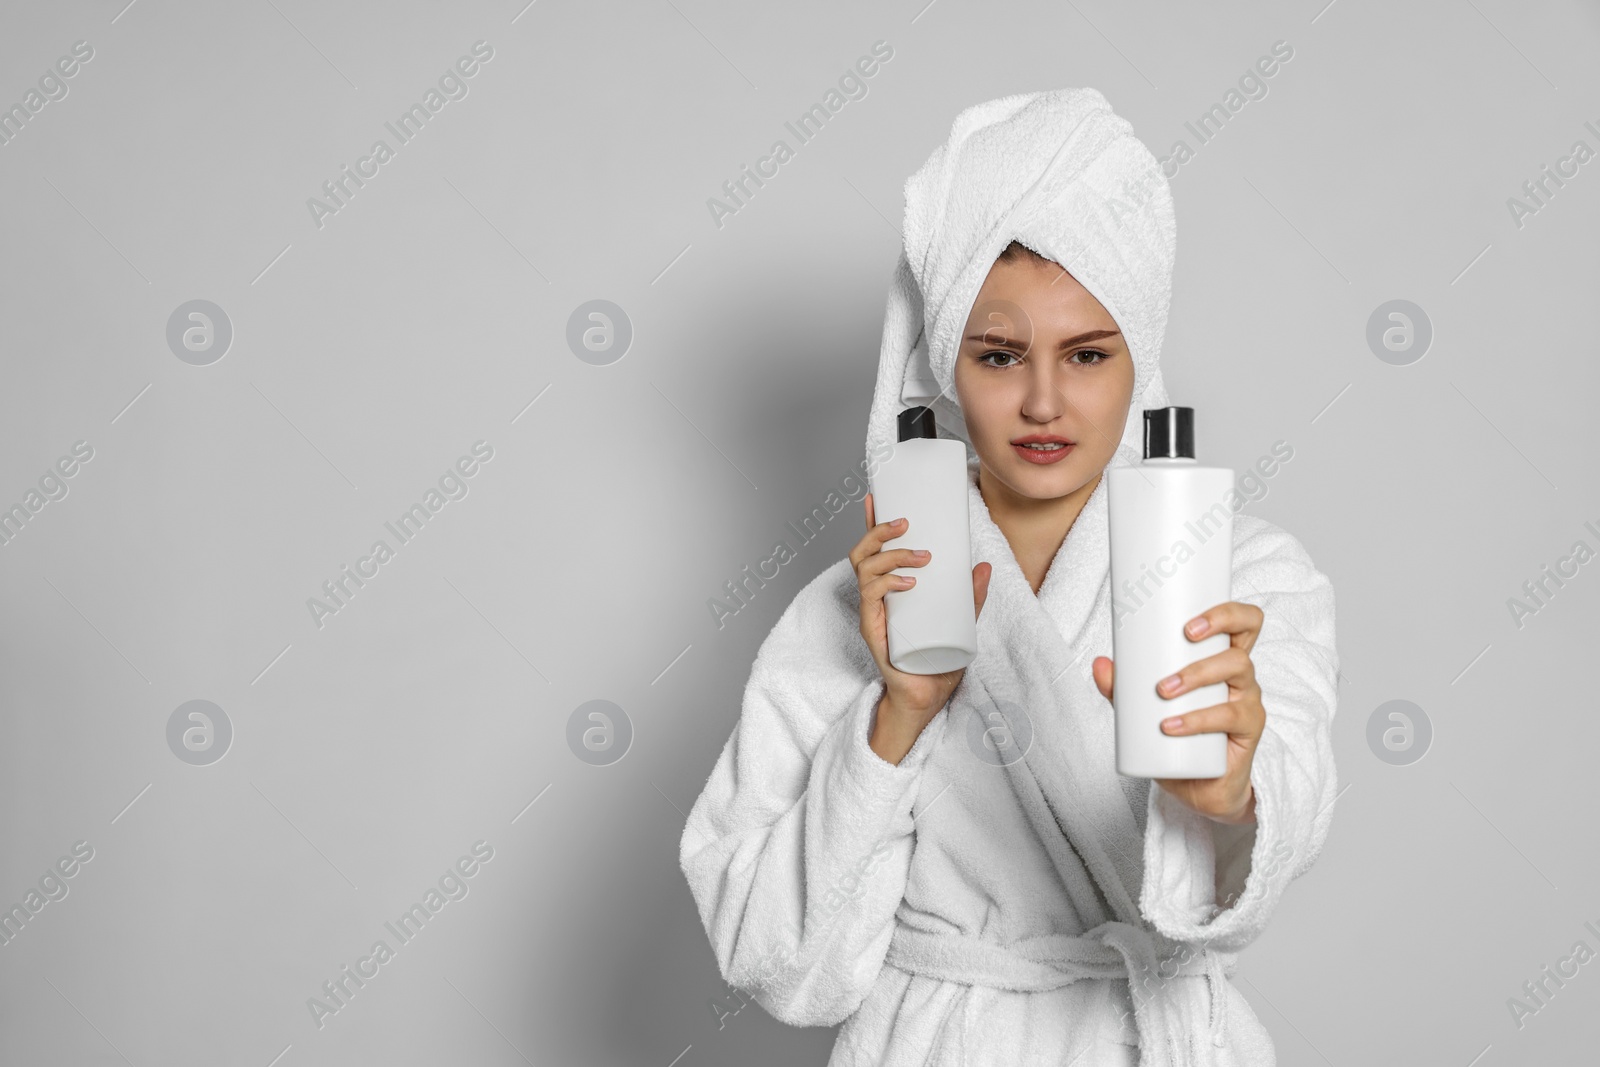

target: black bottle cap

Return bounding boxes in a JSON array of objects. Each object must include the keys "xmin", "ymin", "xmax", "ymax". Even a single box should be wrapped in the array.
[
  {"xmin": 898, "ymin": 406, "xmax": 937, "ymax": 442},
  {"xmin": 1143, "ymin": 406, "xmax": 1195, "ymax": 459}
]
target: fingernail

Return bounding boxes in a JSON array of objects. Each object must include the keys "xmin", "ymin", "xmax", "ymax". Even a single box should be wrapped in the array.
[
  {"xmin": 1186, "ymin": 618, "xmax": 1208, "ymax": 638},
  {"xmin": 913, "ymin": 549, "xmax": 930, "ymax": 558},
  {"xmin": 1159, "ymin": 674, "xmax": 1182, "ymax": 695},
  {"xmin": 1162, "ymin": 716, "xmax": 1184, "ymax": 732}
]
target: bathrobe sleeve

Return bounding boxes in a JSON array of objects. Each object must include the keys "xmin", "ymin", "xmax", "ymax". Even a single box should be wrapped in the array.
[
  {"xmin": 679, "ymin": 558, "xmax": 947, "ymax": 1027},
  {"xmin": 1138, "ymin": 514, "xmax": 1340, "ymax": 954}
]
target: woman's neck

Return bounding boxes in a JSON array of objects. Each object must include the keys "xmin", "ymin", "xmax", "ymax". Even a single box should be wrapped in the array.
[{"xmin": 978, "ymin": 464, "xmax": 1104, "ymax": 596}]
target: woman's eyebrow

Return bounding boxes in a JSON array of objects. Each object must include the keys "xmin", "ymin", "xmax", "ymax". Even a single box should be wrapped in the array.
[{"xmin": 965, "ymin": 328, "xmax": 1121, "ymax": 351}]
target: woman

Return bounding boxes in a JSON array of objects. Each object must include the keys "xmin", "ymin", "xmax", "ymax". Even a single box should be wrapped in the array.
[{"xmin": 680, "ymin": 88, "xmax": 1339, "ymax": 1066}]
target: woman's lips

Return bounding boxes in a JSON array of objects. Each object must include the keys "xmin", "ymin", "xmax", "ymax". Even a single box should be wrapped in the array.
[{"xmin": 1011, "ymin": 441, "xmax": 1075, "ymax": 464}]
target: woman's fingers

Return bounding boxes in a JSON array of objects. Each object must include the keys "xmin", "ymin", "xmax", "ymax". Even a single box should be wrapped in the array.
[
  {"xmin": 861, "ymin": 571, "xmax": 916, "ymax": 605},
  {"xmin": 856, "ymin": 496, "xmax": 988, "ymax": 713},
  {"xmin": 859, "ymin": 548, "xmax": 931, "ymax": 587},
  {"xmin": 1157, "ymin": 600, "xmax": 1267, "ymax": 739},
  {"xmin": 1185, "ymin": 601, "xmax": 1265, "ymax": 655},
  {"xmin": 1158, "ymin": 602, "xmax": 1267, "ymax": 747},
  {"xmin": 849, "ymin": 518, "xmax": 903, "ymax": 569},
  {"xmin": 1092, "ymin": 656, "xmax": 1114, "ymax": 702},
  {"xmin": 1159, "ymin": 696, "xmax": 1258, "ymax": 738},
  {"xmin": 850, "ymin": 513, "xmax": 918, "ymax": 570},
  {"xmin": 1155, "ymin": 645, "xmax": 1255, "ymax": 699},
  {"xmin": 852, "ymin": 498, "xmax": 937, "ymax": 584}
]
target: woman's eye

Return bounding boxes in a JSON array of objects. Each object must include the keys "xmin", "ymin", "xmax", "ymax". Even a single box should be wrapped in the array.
[{"xmin": 978, "ymin": 348, "xmax": 1109, "ymax": 367}]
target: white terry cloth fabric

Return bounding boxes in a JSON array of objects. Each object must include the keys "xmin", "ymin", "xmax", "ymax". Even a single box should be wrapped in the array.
[{"xmin": 680, "ymin": 88, "xmax": 1340, "ymax": 1066}]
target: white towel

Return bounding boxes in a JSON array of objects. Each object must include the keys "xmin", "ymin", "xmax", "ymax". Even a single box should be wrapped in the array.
[
  {"xmin": 681, "ymin": 87, "xmax": 1340, "ymax": 1067},
  {"xmin": 865, "ymin": 87, "xmax": 1177, "ymax": 472}
]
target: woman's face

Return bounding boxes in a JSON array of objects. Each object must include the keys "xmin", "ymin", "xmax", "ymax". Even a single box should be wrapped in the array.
[{"xmin": 953, "ymin": 250, "xmax": 1136, "ymax": 502}]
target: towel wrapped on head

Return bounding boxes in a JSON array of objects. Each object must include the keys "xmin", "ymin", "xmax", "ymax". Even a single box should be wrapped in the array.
[{"xmin": 865, "ymin": 86, "xmax": 1177, "ymax": 471}]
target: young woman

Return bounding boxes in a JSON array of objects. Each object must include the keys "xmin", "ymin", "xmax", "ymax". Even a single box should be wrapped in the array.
[{"xmin": 681, "ymin": 88, "xmax": 1339, "ymax": 1067}]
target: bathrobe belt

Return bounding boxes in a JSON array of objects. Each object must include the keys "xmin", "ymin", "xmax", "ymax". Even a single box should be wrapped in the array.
[{"xmin": 885, "ymin": 918, "xmax": 1235, "ymax": 1065}]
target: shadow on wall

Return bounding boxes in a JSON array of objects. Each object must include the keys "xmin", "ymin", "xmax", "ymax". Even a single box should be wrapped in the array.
[
  {"xmin": 688, "ymin": 257, "xmax": 892, "ymax": 635},
  {"xmin": 621, "ymin": 256, "xmax": 891, "ymax": 1062}
]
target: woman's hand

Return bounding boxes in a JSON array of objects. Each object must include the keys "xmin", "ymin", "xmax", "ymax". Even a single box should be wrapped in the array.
[
  {"xmin": 854, "ymin": 492, "xmax": 991, "ymax": 762},
  {"xmin": 1091, "ymin": 601, "xmax": 1265, "ymax": 824}
]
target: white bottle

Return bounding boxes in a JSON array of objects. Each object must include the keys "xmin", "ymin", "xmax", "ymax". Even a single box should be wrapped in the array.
[
  {"xmin": 869, "ymin": 406, "xmax": 977, "ymax": 675},
  {"xmin": 1107, "ymin": 407, "xmax": 1232, "ymax": 778}
]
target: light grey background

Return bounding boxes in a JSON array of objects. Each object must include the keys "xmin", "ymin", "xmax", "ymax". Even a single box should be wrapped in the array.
[{"xmin": 1, "ymin": 0, "xmax": 1595, "ymax": 1064}]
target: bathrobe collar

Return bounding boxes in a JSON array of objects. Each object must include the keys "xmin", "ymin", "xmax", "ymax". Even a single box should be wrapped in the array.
[{"xmin": 959, "ymin": 453, "xmax": 1148, "ymax": 905}]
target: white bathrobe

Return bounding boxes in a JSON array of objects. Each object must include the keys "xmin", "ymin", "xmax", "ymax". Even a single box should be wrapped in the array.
[{"xmin": 679, "ymin": 88, "xmax": 1340, "ymax": 1066}]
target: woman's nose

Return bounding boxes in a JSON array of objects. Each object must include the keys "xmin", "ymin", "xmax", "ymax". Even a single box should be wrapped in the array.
[{"xmin": 1021, "ymin": 367, "xmax": 1067, "ymax": 420}]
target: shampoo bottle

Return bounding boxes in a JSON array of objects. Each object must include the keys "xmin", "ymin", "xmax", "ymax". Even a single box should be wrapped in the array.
[
  {"xmin": 869, "ymin": 406, "xmax": 977, "ymax": 675},
  {"xmin": 1107, "ymin": 407, "xmax": 1232, "ymax": 778}
]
